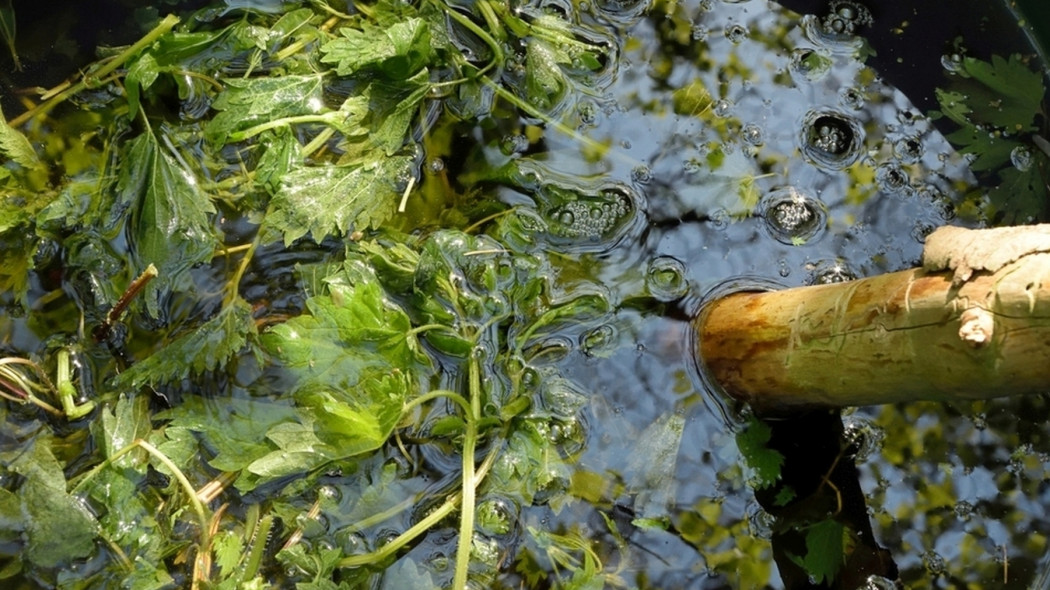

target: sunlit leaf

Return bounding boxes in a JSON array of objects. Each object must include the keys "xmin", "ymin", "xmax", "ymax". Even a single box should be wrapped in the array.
[
  {"xmin": 265, "ymin": 154, "xmax": 413, "ymax": 245},
  {"xmin": 206, "ymin": 74, "xmax": 327, "ymax": 145},
  {"xmin": 0, "ymin": 104, "xmax": 39, "ymax": 170},
  {"xmin": 319, "ymin": 17, "xmax": 433, "ymax": 79}
]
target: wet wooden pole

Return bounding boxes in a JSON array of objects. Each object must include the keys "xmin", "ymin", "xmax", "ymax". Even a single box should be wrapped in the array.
[{"xmin": 697, "ymin": 225, "xmax": 1050, "ymax": 410}]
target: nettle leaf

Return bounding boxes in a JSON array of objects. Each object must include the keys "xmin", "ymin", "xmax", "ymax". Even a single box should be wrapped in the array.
[
  {"xmin": 735, "ymin": 416, "xmax": 784, "ymax": 490},
  {"xmin": 206, "ymin": 74, "xmax": 327, "ymax": 145},
  {"xmin": 115, "ymin": 298, "xmax": 258, "ymax": 390},
  {"xmin": 126, "ymin": 52, "xmax": 161, "ymax": 120},
  {"xmin": 1, "ymin": 433, "xmax": 97, "ymax": 569},
  {"xmin": 156, "ymin": 395, "xmax": 300, "ymax": 483},
  {"xmin": 260, "ymin": 278, "xmax": 421, "ymax": 387},
  {"xmin": 265, "ymin": 154, "xmax": 413, "ymax": 245},
  {"xmin": 0, "ymin": 104, "xmax": 41, "ymax": 170},
  {"xmin": 118, "ymin": 131, "xmax": 218, "ymax": 317},
  {"xmin": 320, "ymin": 17, "xmax": 434, "ymax": 79}
]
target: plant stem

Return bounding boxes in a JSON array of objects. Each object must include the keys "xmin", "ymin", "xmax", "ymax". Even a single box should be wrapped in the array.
[
  {"xmin": 452, "ymin": 355, "xmax": 484, "ymax": 590},
  {"xmin": 336, "ymin": 442, "xmax": 500, "ymax": 569},
  {"xmin": 9, "ymin": 14, "xmax": 180, "ymax": 128}
]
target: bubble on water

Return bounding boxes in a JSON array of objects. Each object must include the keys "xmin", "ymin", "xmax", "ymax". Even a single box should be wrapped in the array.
[
  {"xmin": 631, "ymin": 165, "xmax": 653, "ymax": 184},
  {"xmin": 840, "ymin": 87, "xmax": 865, "ymax": 110},
  {"xmin": 539, "ymin": 184, "xmax": 638, "ymax": 250},
  {"xmin": 581, "ymin": 323, "xmax": 619, "ymax": 355},
  {"xmin": 741, "ymin": 123, "xmax": 764, "ymax": 146},
  {"xmin": 821, "ymin": 1, "xmax": 873, "ymax": 36},
  {"xmin": 941, "ymin": 52, "xmax": 964, "ymax": 73},
  {"xmin": 691, "ymin": 25, "xmax": 710, "ymax": 41},
  {"xmin": 922, "ymin": 550, "xmax": 946, "ymax": 576},
  {"xmin": 594, "ymin": 0, "xmax": 649, "ymax": 17},
  {"xmin": 800, "ymin": 110, "xmax": 864, "ymax": 170},
  {"xmin": 806, "ymin": 259, "xmax": 856, "ymax": 284},
  {"xmin": 789, "ymin": 48, "xmax": 832, "ymax": 82},
  {"xmin": 911, "ymin": 220, "xmax": 936, "ymax": 243},
  {"xmin": 893, "ymin": 135, "xmax": 924, "ymax": 164},
  {"xmin": 915, "ymin": 184, "xmax": 956, "ymax": 220},
  {"xmin": 862, "ymin": 576, "xmax": 900, "ymax": 590},
  {"xmin": 843, "ymin": 416, "xmax": 885, "ymax": 461},
  {"xmin": 500, "ymin": 134, "xmax": 530, "ymax": 155},
  {"xmin": 577, "ymin": 101, "xmax": 599, "ymax": 126},
  {"xmin": 954, "ymin": 500, "xmax": 975, "ymax": 519},
  {"xmin": 647, "ymin": 256, "xmax": 688, "ymax": 301},
  {"xmin": 713, "ymin": 99, "xmax": 734, "ymax": 118},
  {"xmin": 476, "ymin": 497, "xmax": 520, "ymax": 537},
  {"xmin": 777, "ymin": 259, "xmax": 790, "ymax": 277},
  {"xmin": 761, "ymin": 186, "xmax": 827, "ymax": 244},
  {"xmin": 875, "ymin": 163, "xmax": 910, "ymax": 195},
  {"xmin": 725, "ymin": 24, "xmax": 749, "ymax": 44},
  {"xmin": 1011, "ymin": 145, "xmax": 1033, "ymax": 171}
]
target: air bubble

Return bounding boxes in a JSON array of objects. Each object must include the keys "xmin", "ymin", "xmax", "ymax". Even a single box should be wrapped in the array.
[
  {"xmin": 941, "ymin": 52, "xmax": 964, "ymax": 73},
  {"xmin": 713, "ymin": 99, "xmax": 733, "ymax": 118},
  {"xmin": 821, "ymin": 1, "xmax": 872, "ymax": 36},
  {"xmin": 843, "ymin": 417, "xmax": 885, "ymax": 461},
  {"xmin": 789, "ymin": 48, "xmax": 832, "ymax": 82},
  {"xmin": 691, "ymin": 25, "xmax": 709, "ymax": 42},
  {"xmin": 761, "ymin": 187, "xmax": 827, "ymax": 245},
  {"xmin": 800, "ymin": 110, "xmax": 863, "ymax": 170},
  {"xmin": 922, "ymin": 550, "xmax": 946, "ymax": 576},
  {"xmin": 581, "ymin": 324, "xmax": 618, "ymax": 355},
  {"xmin": 875, "ymin": 163, "xmax": 910, "ymax": 195},
  {"xmin": 954, "ymin": 500, "xmax": 975, "ymax": 519},
  {"xmin": 646, "ymin": 256, "xmax": 688, "ymax": 301},
  {"xmin": 1011, "ymin": 145, "xmax": 1033, "ymax": 171},
  {"xmin": 741, "ymin": 123, "xmax": 764, "ymax": 146},
  {"xmin": 725, "ymin": 24, "xmax": 748, "ymax": 44},
  {"xmin": 631, "ymin": 165, "xmax": 653, "ymax": 184},
  {"xmin": 500, "ymin": 134, "xmax": 530, "ymax": 155},
  {"xmin": 427, "ymin": 158, "xmax": 446, "ymax": 174},
  {"xmin": 893, "ymin": 136, "xmax": 924, "ymax": 164},
  {"xmin": 911, "ymin": 221, "xmax": 935, "ymax": 243},
  {"xmin": 807, "ymin": 259, "xmax": 855, "ymax": 284},
  {"xmin": 839, "ymin": 87, "xmax": 865, "ymax": 110}
]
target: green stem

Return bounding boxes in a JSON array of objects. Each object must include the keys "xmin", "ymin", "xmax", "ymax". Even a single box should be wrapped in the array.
[
  {"xmin": 56, "ymin": 348, "xmax": 95, "ymax": 420},
  {"xmin": 402, "ymin": 389, "xmax": 473, "ymax": 417},
  {"xmin": 452, "ymin": 355, "xmax": 484, "ymax": 590},
  {"xmin": 435, "ymin": 0, "xmax": 504, "ymax": 77},
  {"xmin": 9, "ymin": 14, "xmax": 179, "ymax": 128},
  {"xmin": 336, "ymin": 442, "xmax": 500, "ymax": 569}
]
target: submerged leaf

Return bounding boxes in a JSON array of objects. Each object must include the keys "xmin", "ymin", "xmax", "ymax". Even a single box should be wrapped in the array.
[
  {"xmin": 0, "ymin": 104, "xmax": 40, "ymax": 170},
  {"xmin": 206, "ymin": 74, "xmax": 327, "ymax": 145},
  {"xmin": 114, "ymin": 298, "xmax": 258, "ymax": 390},
  {"xmin": 1, "ymin": 434, "xmax": 97, "ymax": 568},
  {"xmin": 736, "ymin": 416, "xmax": 784, "ymax": 490},
  {"xmin": 118, "ymin": 131, "xmax": 218, "ymax": 317}
]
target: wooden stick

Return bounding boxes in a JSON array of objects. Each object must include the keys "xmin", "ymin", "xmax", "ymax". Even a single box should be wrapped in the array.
[{"xmin": 697, "ymin": 225, "xmax": 1050, "ymax": 410}]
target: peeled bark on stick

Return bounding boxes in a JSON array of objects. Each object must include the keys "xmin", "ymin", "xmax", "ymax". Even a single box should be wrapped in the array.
[{"xmin": 697, "ymin": 225, "xmax": 1050, "ymax": 409}]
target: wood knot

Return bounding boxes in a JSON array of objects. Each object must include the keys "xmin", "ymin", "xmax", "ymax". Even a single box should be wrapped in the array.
[{"xmin": 958, "ymin": 307, "xmax": 994, "ymax": 347}]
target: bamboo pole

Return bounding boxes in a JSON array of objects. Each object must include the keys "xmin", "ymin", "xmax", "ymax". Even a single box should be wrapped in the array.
[{"xmin": 696, "ymin": 225, "xmax": 1050, "ymax": 409}]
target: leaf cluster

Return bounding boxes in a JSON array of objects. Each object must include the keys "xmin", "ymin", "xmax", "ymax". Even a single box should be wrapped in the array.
[{"xmin": 933, "ymin": 54, "xmax": 1050, "ymax": 222}]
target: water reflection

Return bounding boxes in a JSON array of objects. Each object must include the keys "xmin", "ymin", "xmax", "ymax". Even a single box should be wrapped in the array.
[{"xmin": 458, "ymin": 0, "xmax": 1049, "ymax": 586}]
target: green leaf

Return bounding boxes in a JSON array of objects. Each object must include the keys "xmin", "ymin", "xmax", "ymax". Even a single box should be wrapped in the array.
[
  {"xmin": 963, "ymin": 54, "xmax": 1044, "ymax": 104},
  {"xmin": 2, "ymin": 434, "xmax": 97, "ymax": 568},
  {"xmin": 319, "ymin": 17, "xmax": 434, "ymax": 79},
  {"xmin": 0, "ymin": 104, "xmax": 40, "ymax": 170},
  {"xmin": 114, "ymin": 298, "xmax": 258, "ymax": 390},
  {"xmin": 260, "ymin": 276, "xmax": 421, "ymax": 388},
  {"xmin": 118, "ymin": 130, "xmax": 218, "ymax": 317},
  {"xmin": 206, "ymin": 74, "xmax": 327, "ymax": 145},
  {"xmin": 126, "ymin": 52, "xmax": 161, "ymax": 120},
  {"xmin": 156, "ymin": 395, "xmax": 300, "ymax": 488},
  {"xmin": 798, "ymin": 518, "xmax": 845, "ymax": 584},
  {"xmin": 265, "ymin": 154, "xmax": 413, "ymax": 245},
  {"xmin": 735, "ymin": 416, "xmax": 784, "ymax": 490}
]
